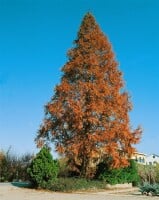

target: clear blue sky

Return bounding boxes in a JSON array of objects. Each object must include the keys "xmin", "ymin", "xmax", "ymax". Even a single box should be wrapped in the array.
[{"xmin": 0, "ymin": 0, "xmax": 159, "ymax": 156}]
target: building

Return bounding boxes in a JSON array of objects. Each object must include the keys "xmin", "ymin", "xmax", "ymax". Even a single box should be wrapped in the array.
[
  {"xmin": 146, "ymin": 154, "xmax": 159, "ymax": 165},
  {"xmin": 131, "ymin": 152, "xmax": 147, "ymax": 165},
  {"xmin": 132, "ymin": 152, "xmax": 159, "ymax": 165}
]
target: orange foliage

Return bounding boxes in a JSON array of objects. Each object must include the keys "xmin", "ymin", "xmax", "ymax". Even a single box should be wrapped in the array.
[{"xmin": 35, "ymin": 13, "xmax": 142, "ymax": 178}]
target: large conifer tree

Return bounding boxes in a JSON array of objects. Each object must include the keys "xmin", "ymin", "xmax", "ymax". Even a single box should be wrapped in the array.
[{"xmin": 36, "ymin": 13, "xmax": 141, "ymax": 178}]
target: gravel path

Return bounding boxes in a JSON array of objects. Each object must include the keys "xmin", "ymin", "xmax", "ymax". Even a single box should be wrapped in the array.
[{"xmin": 0, "ymin": 184, "xmax": 159, "ymax": 200}]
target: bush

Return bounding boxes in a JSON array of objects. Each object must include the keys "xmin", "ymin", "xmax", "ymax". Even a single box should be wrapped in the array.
[
  {"xmin": 27, "ymin": 147, "xmax": 59, "ymax": 188},
  {"xmin": 139, "ymin": 182, "xmax": 159, "ymax": 196},
  {"xmin": 99, "ymin": 168, "xmax": 127, "ymax": 185},
  {"xmin": 50, "ymin": 178, "xmax": 107, "ymax": 192},
  {"xmin": 97, "ymin": 159, "xmax": 140, "ymax": 185},
  {"xmin": 125, "ymin": 159, "xmax": 140, "ymax": 186}
]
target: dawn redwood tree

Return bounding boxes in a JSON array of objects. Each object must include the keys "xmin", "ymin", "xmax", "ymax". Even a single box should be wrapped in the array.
[{"xmin": 36, "ymin": 13, "xmax": 141, "ymax": 178}]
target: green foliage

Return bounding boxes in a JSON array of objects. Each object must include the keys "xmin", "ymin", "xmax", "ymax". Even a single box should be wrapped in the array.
[
  {"xmin": 99, "ymin": 168, "xmax": 124, "ymax": 185},
  {"xmin": 49, "ymin": 178, "xmax": 107, "ymax": 192},
  {"xmin": 27, "ymin": 147, "xmax": 59, "ymax": 188},
  {"xmin": 139, "ymin": 182, "xmax": 159, "ymax": 196},
  {"xmin": 97, "ymin": 160, "xmax": 139, "ymax": 185},
  {"xmin": 126, "ymin": 159, "xmax": 140, "ymax": 186}
]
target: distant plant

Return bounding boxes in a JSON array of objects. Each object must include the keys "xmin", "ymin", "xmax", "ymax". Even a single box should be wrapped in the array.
[
  {"xmin": 17, "ymin": 153, "xmax": 34, "ymax": 181},
  {"xmin": 27, "ymin": 147, "xmax": 59, "ymax": 188},
  {"xmin": 154, "ymin": 163, "xmax": 159, "ymax": 183},
  {"xmin": 137, "ymin": 164, "xmax": 156, "ymax": 184},
  {"xmin": 0, "ymin": 147, "xmax": 33, "ymax": 182},
  {"xmin": 58, "ymin": 157, "xmax": 70, "ymax": 178}
]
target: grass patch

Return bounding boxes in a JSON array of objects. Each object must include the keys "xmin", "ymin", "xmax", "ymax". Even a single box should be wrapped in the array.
[{"xmin": 49, "ymin": 178, "xmax": 107, "ymax": 192}]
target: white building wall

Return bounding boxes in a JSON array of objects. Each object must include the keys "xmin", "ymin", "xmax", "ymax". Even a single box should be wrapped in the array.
[{"xmin": 146, "ymin": 154, "xmax": 159, "ymax": 165}]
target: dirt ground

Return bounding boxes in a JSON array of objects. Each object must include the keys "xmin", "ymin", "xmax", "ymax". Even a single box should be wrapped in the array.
[{"xmin": 0, "ymin": 183, "xmax": 158, "ymax": 200}]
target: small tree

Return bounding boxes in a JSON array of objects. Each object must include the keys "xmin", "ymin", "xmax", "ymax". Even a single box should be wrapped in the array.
[{"xmin": 27, "ymin": 147, "xmax": 59, "ymax": 188}]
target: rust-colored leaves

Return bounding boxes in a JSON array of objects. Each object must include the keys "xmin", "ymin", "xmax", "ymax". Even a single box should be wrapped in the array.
[{"xmin": 36, "ymin": 13, "xmax": 142, "ymax": 178}]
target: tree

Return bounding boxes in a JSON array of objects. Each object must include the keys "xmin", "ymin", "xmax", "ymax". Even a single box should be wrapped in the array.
[
  {"xmin": 35, "ymin": 13, "xmax": 141, "ymax": 178},
  {"xmin": 27, "ymin": 147, "xmax": 59, "ymax": 188},
  {"xmin": 0, "ymin": 148, "xmax": 33, "ymax": 182}
]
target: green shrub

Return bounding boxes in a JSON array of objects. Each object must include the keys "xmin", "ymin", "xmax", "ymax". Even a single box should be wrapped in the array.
[
  {"xmin": 125, "ymin": 159, "xmax": 140, "ymax": 186},
  {"xmin": 50, "ymin": 178, "xmax": 107, "ymax": 192},
  {"xmin": 99, "ymin": 168, "xmax": 126, "ymax": 185},
  {"xmin": 27, "ymin": 147, "xmax": 59, "ymax": 188},
  {"xmin": 97, "ymin": 159, "xmax": 139, "ymax": 185},
  {"xmin": 139, "ymin": 182, "xmax": 159, "ymax": 196}
]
